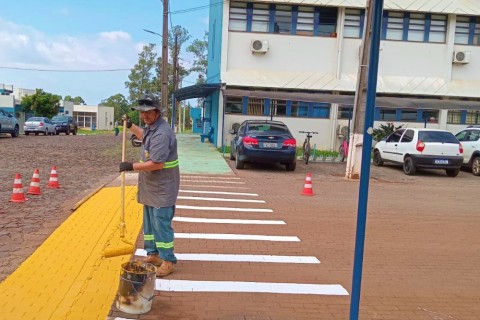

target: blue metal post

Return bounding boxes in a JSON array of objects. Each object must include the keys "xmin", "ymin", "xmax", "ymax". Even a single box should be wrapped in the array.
[{"xmin": 349, "ymin": 0, "xmax": 384, "ymax": 319}]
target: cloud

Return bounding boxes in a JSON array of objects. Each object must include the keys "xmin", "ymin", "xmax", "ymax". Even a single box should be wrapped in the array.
[
  {"xmin": 59, "ymin": 8, "xmax": 70, "ymax": 16},
  {"xmin": 0, "ymin": 19, "xmax": 140, "ymax": 70}
]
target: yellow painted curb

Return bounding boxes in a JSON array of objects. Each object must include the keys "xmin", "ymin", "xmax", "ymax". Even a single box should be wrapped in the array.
[{"xmin": 0, "ymin": 186, "xmax": 143, "ymax": 320}]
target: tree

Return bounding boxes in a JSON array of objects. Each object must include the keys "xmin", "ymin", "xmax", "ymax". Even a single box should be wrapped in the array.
[
  {"xmin": 100, "ymin": 94, "xmax": 132, "ymax": 124},
  {"xmin": 125, "ymin": 43, "xmax": 159, "ymax": 104},
  {"xmin": 64, "ymin": 95, "xmax": 86, "ymax": 105},
  {"xmin": 187, "ymin": 31, "xmax": 208, "ymax": 80},
  {"xmin": 21, "ymin": 89, "xmax": 61, "ymax": 118},
  {"xmin": 372, "ymin": 123, "xmax": 403, "ymax": 142}
]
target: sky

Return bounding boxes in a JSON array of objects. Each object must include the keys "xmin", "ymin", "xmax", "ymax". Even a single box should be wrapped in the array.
[{"xmin": 0, "ymin": 0, "xmax": 211, "ymax": 105}]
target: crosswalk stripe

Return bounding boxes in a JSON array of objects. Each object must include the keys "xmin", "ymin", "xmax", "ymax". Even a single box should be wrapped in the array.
[
  {"xmin": 181, "ymin": 180, "xmax": 245, "ymax": 184},
  {"xmin": 177, "ymin": 205, "xmax": 273, "ymax": 212},
  {"xmin": 155, "ymin": 280, "xmax": 349, "ymax": 295},
  {"xmin": 181, "ymin": 184, "xmax": 250, "ymax": 189},
  {"xmin": 175, "ymin": 233, "xmax": 300, "ymax": 242},
  {"xmin": 173, "ymin": 216, "xmax": 285, "ymax": 224},
  {"xmin": 178, "ymin": 196, "xmax": 265, "ymax": 203},
  {"xmin": 180, "ymin": 190, "xmax": 258, "ymax": 196},
  {"xmin": 135, "ymin": 249, "xmax": 319, "ymax": 264},
  {"xmin": 180, "ymin": 175, "xmax": 240, "ymax": 180}
]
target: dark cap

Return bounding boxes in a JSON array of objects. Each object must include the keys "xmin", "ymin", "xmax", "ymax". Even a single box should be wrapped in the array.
[{"xmin": 131, "ymin": 94, "xmax": 160, "ymax": 112}]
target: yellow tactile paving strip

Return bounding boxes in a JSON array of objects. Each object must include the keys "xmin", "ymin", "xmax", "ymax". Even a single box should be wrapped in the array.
[{"xmin": 0, "ymin": 186, "xmax": 143, "ymax": 320}]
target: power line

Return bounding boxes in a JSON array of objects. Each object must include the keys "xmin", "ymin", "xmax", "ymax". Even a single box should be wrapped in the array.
[
  {"xmin": 169, "ymin": 0, "xmax": 227, "ymax": 15},
  {"xmin": 0, "ymin": 66, "xmax": 130, "ymax": 72}
]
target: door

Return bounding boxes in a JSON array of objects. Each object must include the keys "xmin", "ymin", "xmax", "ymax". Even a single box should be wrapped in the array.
[
  {"xmin": 381, "ymin": 129, "xmax": 405, "ymax": 162},
  {"xmin": 456, "ymin": 129, "xmax": 480, "ymax": 164}
]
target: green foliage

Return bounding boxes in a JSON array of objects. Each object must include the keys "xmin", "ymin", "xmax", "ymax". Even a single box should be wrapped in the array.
[
  {"xmin": 372, "ymin": 123, "xmax": 403, "ymax": 141},
  {"xmin": 187, "ymin": 31, "xmax": 208, "ymax": 78},
  {"xmin": 64, "ymin": 95, "xmax": 86, "ymax": 105},
  {"xmin": 101, "ymin": 94, "xmax": 131, "ymax": 124},
  {"xmin": 296, "ymin": 147, "xmax": 339, "ymax": 158},
  {"xmin": 21, "ymin": 89, "xmax": 61, "ymax": 118}
]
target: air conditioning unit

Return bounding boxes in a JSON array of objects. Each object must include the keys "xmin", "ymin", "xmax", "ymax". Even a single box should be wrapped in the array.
[
  {"xmin": 251, "ymin": 39, "xmax": 269, "ymax": 54},
  {"xmin": 453, "ymin": 51, "xmax": 470, "ymax": 64},
  {"xmin": 338, "ymin": 126, "xmax": 349, "ymax": 137}
]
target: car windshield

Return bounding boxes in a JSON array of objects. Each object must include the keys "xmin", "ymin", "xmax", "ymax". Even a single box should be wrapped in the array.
[
  {"xmin": 52, "ymin": 116, "xmax": 67, "ymax": 121},
  {"xmin": 27, "ymin": 117, "xmax": 44, "ymax": 121},
  {"xmin": 248, "ymin": 123, "xmax": 289, "ymax": 134},
  {"xmin": 419, "ymin": 131, "xmax": 458, "ymax": 144}
]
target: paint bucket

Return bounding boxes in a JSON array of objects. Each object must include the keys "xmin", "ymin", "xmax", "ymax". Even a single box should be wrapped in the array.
[{"xmin": 116, "ymin": 261, "xmax": 157, "ymax": 314}]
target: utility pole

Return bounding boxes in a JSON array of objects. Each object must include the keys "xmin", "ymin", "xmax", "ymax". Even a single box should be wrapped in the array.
[
  {"xmin": 345, "ymin": 0, "xmax": 375, "ymax": 180},
  {"xmin": 161, "ymin": 0, "xmax": 169, "ymax": 120},
  {"xmin": 173, "ymin": 31, "xmax": 180, "ymax": 132}
]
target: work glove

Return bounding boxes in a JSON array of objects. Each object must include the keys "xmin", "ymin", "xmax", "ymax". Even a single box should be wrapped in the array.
[
  {"xmin": 119, "ymin": 162, "xmax": 134, "ymax": 172},
  {"xmin": 122, "ymin": 114, "xmax": 132, "ymax": 129}
]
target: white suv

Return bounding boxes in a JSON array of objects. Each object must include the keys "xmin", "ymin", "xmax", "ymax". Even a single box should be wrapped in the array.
[
  {"xmin": 0, "ymin": 108, "xmax": 20, "ymax": 138},
  {"xmin": 373, "ymin": 128, "xmax": 464, "ymax": 177},
  {"xmin": 455, "ymin": 126, "xmax": 480, "ymax": 176}
]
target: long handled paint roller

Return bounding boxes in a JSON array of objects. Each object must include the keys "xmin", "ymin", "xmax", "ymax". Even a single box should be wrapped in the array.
[{"xmin": 104, "ymin": 118, "xmax": 135, "ymax": 258}]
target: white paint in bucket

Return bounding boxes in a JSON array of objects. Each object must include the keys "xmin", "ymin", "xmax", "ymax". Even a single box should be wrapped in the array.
[{"xmin": 116, "ymin": 261, "xmax": 157, "ymax": 314}]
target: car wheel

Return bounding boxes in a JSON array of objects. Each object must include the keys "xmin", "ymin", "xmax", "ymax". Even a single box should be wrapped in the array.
[
  {"xmin": 403, "ymin": 157, "xmax": 416, "ymax": 175},
  {"xmin": 373, "ymin": 150, "xmax": 384, "ymax": 166},
  {"xmin": 229, "ymin": 148, "xmax": 235, "ymax": 160},
  {"xmin": 66, "ymin": 128, "xmax": 70, "ymax": 135},
  {"xmin": 286, "ymin": 161, "xmax": 296, "ymax": 171},
  {"xmin": 25, "ymin": 132, "xmax": 30, "ymax": 136},
  {"xmin": 73, "ymin": 128, "xmax": 77, "ymax": 135},
  {"xmin": 446, "ymin": 168, "xmax": 460, "ymax": 177},
  {"xmin": 56, "ymin": 131, "xmax": 60, "ymax": 135},
  {"xmin": 472, "ymin": 156, "xmax": 480, "ymax": 176},
  {"xmin": 11, "ymin": 125, "xmax": 19, "ymax": 138},
  {"xmin": 44, "ymin": 129, "xmax": 48, "ymax": 136},
  {"xmin": 235, "ymin": 151, "xmax": 244, "ymax": 169},
  {"xmin": 35, "ymin": 133, "xmax": 39, "ymax": 136}
]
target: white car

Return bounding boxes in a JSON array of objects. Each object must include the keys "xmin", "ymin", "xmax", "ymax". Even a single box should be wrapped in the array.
[
  {"xmin": 373, "ymin": 128, "xmax": 464, "ymax": 177},
  {"xmin": 0, "ymin": 108, "xmax": 20, "ymax": 137},
  {"xmin": 455, "ymin": 126, "xmax": 480, "ymax": 176},
  {"xmin": 24, "ymin": 117, "xmax": 57, "ymax": 136}
]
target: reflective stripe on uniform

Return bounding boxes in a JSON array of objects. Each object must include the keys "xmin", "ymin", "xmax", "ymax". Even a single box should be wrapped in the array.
[
  {"xmin": 156, "ymin": 241, "xmax": 174, "ymax": 249},
  {"xmin": 144, "ymin": 234, "xmax": 155, "ymax": 241}
]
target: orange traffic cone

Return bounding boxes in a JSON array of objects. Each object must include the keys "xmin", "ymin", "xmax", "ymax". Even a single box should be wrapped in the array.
[
  {"xmin": 47, "ymin": 166, "xmax": 60, "ymax": 188},
  {"xmin": 302, "ymin": 172, "xmax": 314, "ymax": 196},
  {"xmin": 27, "ymin": 169, "xmax": 41, "ymax": 195},
  {"xmin": 10, "ymin": 173, "xmax": 27, "ymax": 202}
]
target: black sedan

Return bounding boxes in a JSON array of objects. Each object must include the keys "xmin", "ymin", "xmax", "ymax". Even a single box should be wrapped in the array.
[{"xmin": 230, "ymin": 120, "xmax": 297, "ymax": 171}]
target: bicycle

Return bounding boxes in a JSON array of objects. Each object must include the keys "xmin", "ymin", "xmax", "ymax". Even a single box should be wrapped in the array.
[{"xmin": 299, "ymin": 131, "xmax": 318, "ymax": 165}]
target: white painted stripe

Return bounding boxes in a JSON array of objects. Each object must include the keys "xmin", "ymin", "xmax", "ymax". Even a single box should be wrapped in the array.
[
  {"xmin": 30, "ymin": 182, "xmax": 40, "ymax": 187},
  {"xmin": 180, "ymin": 189, "xmax": 258, "ymax": 196},
  {"xmin": 14, "ymin": 179, "xmax": 22, "ymax": 184},
  {"xmin": 135, "ymin": 249, "xmax": 319, "ymax": 264},
  {"xmin": 181, "ymin": 184, "xmax": 250, "ymax": 190},
  {"xmin": 12, "ymin": 189, "xmax": 23, "ymax": 193},
  {"xmin": 175, "ymin": 233, "xmax": 300, "ymax": 242},
  {"xmin": 181, "ymin": 175, "xmax": 240, "ymax": 180},
  {"xmin": 49, "ymin": 177, "xmax": 58, "ymax": 181},
  {"xmin": 178, "ymin": 196, "xmax": 265, "ymax": 203},
  {"xmin": 181, "ymin": 180, "xmax": 245, "ymax": 184},
  {"xmin": 155, "ymin": 280, "xmax": 349, "ymax": 295},
  {"xmin": 173, "ymin": 216, "xmax": 285, "ymax": 225},
  {"xmin": 177, "ymin": 205, "xmax": 273, "ymax": 212}
]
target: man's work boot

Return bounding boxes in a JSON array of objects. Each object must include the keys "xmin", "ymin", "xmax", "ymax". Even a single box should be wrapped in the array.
[
  {"xmin": 156, "ymin": 261, "xmax": 174, "ymax": 277},
  {"xmin": 143, "ymin": 254, "xmax": 164, "ymax": 266}
]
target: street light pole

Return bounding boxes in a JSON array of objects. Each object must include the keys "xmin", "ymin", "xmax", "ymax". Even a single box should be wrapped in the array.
[{"xmin": 162, "ymin": 0, "xmax": 169, "ymax": 121}]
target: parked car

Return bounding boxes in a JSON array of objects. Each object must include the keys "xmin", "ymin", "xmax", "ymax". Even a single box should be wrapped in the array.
[
  {"xmin": 454, "ymin": 126, "xmax": 480, "ymax": 176},
  {"xmin": 51, "ymin": 115, "xmax": 78, "ymax": 135},
  {"xmin": 24, "ymin": 117, "xmax": 56, "ymax": 136},
  {"xmin": 229, "ymin": 120, "xmax": 297, "ymax": 171},
  {"xmin": 0, "ymin": 108, "xmax": 20, "ymax": 137},
  {"xmin": 373, "ymin": 128, "xmax": 463, "ymax": 176}
]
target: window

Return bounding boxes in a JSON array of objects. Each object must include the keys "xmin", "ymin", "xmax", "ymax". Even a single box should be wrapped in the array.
[
  {"xmin": 401, "ymin": 129, "xmax": 414, "ymax": 143},
  {"xmin": 270, "ymin": 99, "xmax": 287, "ymax": 116},
  {"xmin": 252, "ymin": 3, "xmax": 270, "ymax": 33},
  {"xmin": 344, "ymin": 9, "xmax": 364, "ymax": 38},
  {"xmin": 311, "ymin": 103, "xmax": 330, "ymax": 118},
  {"xmin": 447, "ymin": 111, "xmax": 462, "ymax": 124},
  {"xmin": 291, "ymin": 101, "xmax": 308, "ymax": 117},
  {"xmin": 386, "ymin": 11, "xmax": 404, "ymax": 40},
  {"xmin": 408, "ymin": 13, "xmax": 425, "ymax": 42},
  {"xmin": 400, "ymin": 109, "xmax": 418, "ymax": 121},
  {"xmin": 247, "ymin": 98, "xmax": 265, "ymax": 115},
  {"xmin": 338, "ymin": 106, "xmax": 353, "ymax": 119},
  {"xmin": 225, "ymin": 96, "xmax": 243, "ymax": 114},
  {"xmin": 379, "ymin": 108, "xmax": 396, "ymax": 121},
  {"xmin": 274, "ymin": 5, "xmax": 292, "ymax": 34},
  {"xmin": 455, "ymin": 16, "xmax": 480, "ymax": 46},
  {"xmin": 422, "ymin": 110, "xmax": 439, "ymax": 123},
  {"xmin": 386, "ymin": 129, "xmax": 404, "ymax": 143},
  {"xmin": 429, "ymin": 15, "xmax": 447, "ymax": 43},
  {"xmin": 318, "ymin": 7, "xmax": 338, "ymax": 37},
  {"xmin": 229, "ymin": 2, "xmax": 248, "ymax": 31},
  {"xmin": 466, "ymin": 111, "xmax": 480, "ymax": 125},
  {"xmin": 296, "ymin": 6, "xmax": 314, "ymax": 36}
]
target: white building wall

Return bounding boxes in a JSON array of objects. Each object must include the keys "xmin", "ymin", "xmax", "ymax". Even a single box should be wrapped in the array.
[{"xmin": 73, "ymin": 105, "xmax": 114, "ymax": 131}]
